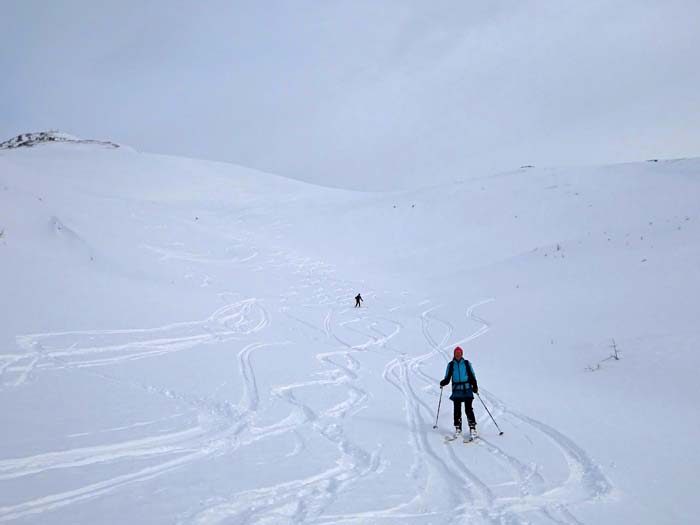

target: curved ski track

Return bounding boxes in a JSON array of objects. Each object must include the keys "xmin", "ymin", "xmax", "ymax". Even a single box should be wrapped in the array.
[
  {"xmin": 317, "ymin": 300, "xmax": 611, "ymax": 525},
  {"xmin": 0, "ymin": 237, "xmax": 612, "ymax": 524}
]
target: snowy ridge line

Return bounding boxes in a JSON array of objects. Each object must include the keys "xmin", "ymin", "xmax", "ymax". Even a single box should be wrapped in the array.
[{"xmin": 3, "ymin": 300, "xmax": 267, "ymax": 387}]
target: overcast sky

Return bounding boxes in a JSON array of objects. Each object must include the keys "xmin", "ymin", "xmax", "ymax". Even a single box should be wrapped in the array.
[{"xmin": 2, "ymin": 1, "xmax": 699, "ymax": 189}]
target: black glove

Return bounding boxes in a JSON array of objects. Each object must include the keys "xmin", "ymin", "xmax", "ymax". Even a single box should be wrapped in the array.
[
  {"xmin": 473, "ymin": 386, "xmax": 478, "ymax": 394},
  {"xmin": 439, "ymin": 378, "xmax": 449, "ymax": 388}
]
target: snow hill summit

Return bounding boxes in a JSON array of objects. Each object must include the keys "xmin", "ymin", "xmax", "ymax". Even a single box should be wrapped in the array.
[{"xmin": 0, "ymin": 131, "xmax": 698, "ymax": 524}]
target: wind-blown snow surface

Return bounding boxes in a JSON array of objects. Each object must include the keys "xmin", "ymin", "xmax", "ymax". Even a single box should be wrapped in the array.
[{"xmin": 0, "ymin": 142, "xmax": 698, "ymax": 524}]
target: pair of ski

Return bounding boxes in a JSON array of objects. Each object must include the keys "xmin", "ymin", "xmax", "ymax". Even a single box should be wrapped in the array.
[{"xmin": 444, "ymin": 430, "xmax": 477, "ymax": 444}]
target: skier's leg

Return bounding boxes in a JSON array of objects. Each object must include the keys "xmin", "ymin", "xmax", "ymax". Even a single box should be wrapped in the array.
[
  {"xmin": 453, "ymin": 400, "xmax": 462, "ymax": 431},
  {"xmin": 465, "ymin": 397, "xmax": 476, "ymax": 429}
]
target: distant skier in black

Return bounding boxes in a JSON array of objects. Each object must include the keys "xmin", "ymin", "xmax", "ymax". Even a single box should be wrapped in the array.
[
  {"xmin": 440, "ymin": 346, "xmax": 478, "ymax": 439},
  {"xmin": 354, "ymin": 293, "xmax": 363, "ymax": 308}
]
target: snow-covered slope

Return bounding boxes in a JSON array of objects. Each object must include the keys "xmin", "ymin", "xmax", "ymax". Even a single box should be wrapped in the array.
[{"xmin": 0, "ymin": 140, "xmax": 698, "ymax": 524}]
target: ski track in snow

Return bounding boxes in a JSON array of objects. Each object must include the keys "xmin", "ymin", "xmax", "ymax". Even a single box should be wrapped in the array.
[
  {"xmin": 0, "ymin": 239, "xmax": 612, "ymax": 524},
  {"xmin": 2, "ymin": 299, "xmax": 268, "ymax": 388},
  {"xmin": 0, "ymin": 335, "xmax": 296, "ymax": 522},
  {"xmin": 142, "ymin": 243, "xmax": 259, "ymax": 265},
  {"xmin": 315, "ymin": 301, "xmax": 611, "ymax": 525},
  {"xmin": 187, "ymin": 300, "xmax": 392, "ymax": 523}
]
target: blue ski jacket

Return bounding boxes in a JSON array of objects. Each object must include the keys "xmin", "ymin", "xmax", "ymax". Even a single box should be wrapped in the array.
[{"xmin": 443, "ymin": 358, "xmax": 478, "ymax": 400}]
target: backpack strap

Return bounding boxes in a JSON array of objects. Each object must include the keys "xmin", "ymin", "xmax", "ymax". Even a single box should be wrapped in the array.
[{"xmin": 465, "ymin": 359, "xmax": 477, "ymax": 390}]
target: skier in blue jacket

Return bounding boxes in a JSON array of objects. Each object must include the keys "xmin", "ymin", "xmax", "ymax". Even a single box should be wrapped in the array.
[{"xmin": 439, "ymin": 346, "xmax": 479, "ymax": 438}]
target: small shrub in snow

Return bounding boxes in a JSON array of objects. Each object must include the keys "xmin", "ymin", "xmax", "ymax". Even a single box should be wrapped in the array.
[
  {"xmin": 586, "ymin": 338, "xmax": 622, "ymax": 371},
  {"xmin": 610, "ymin": 338, "xmax": 620, "ymax": 360}
]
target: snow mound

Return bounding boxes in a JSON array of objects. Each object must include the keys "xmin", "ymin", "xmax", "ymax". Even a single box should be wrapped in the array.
[{"xmin": 0, "ymin": 130, "xmax": 121, "ymax": 150}]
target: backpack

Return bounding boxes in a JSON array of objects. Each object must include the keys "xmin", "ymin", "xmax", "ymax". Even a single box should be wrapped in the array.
[{"xmin": 448, "ymin": 359, "xmax": 474, "ymax": 389}]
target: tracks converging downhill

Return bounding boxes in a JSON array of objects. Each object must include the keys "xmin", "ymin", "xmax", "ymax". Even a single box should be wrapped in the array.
[{"xmin": 0, "ymin": 232, "xmax": 612, "ymax": 524}]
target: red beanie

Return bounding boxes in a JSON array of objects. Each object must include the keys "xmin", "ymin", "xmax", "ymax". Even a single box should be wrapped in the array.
[{"xmin": 453, "ymin": 346, "xmax": 463, "ymax": 358}]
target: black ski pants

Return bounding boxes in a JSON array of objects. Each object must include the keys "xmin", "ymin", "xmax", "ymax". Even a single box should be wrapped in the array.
[{"xmin": 453, "ymin": 398, "xmax": 476, "ymax": 430}]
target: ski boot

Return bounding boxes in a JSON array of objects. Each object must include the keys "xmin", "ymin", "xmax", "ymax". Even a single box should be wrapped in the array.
[{"xmin": 445, "ymin": 427, "xmax": 462, "ymax": 442}]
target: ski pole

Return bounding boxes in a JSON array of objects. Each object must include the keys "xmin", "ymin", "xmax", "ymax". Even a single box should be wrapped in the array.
[
  {"xmin": 432, "ymin": 387, "xmax": 444, "ymax": 429},
  {"xmin": 476, "ymin": 393, "xmax": 504, "ymax": 435}
]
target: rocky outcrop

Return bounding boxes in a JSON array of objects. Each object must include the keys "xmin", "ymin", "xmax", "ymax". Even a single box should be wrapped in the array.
[{"xmin": 0, "ymin": 131, "xmax": 120, "ymax": 149}]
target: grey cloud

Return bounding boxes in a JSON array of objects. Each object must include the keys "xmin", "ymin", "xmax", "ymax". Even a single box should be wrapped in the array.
[{"xmin": 2, "ymin": 1, "xmax": 699, "ymax": 189}]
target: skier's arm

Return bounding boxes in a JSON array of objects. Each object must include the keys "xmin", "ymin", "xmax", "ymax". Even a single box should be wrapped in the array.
[
  {"xmin": 468, "ymin": 362, "xmax": 478, "ymax": 394},
  {"xmin": 439, "ymin": 363, "xmax": 452, "ymax": 387}
]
